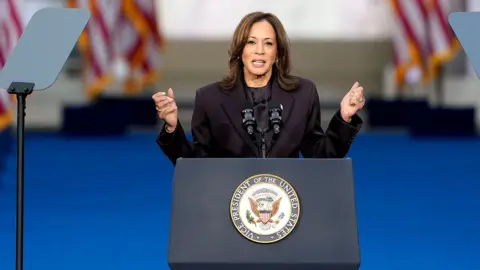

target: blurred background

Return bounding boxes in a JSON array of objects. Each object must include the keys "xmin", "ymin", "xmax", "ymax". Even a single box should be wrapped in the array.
[{"xmin": 0, "ymin": 0, "xmax": 479, "ymax": 269}]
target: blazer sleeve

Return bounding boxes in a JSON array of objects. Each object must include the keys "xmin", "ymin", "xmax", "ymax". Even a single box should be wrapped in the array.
[
  {"xmin": 156, "ymin": 88, "xmax": 212, "ymax": 165},
  {"xmin": 299, "ymin": 84, "xmax": 363, "ymax": 158}
]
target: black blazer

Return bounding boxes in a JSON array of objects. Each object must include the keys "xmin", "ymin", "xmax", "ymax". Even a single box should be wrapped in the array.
[{"xmin": 157, "ymin": 77, "xmax": 363, "ymax": 165}]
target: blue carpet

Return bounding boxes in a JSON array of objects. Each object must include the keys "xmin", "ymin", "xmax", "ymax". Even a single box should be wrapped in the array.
[{"xmin": 0, "ymin": 132, "xmax": 479, "ymax": 270}]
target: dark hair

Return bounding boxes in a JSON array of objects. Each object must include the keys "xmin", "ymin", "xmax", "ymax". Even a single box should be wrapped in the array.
[{"xmin": 219, "ymin": 12, "xmax": 299, "ymax": 91}]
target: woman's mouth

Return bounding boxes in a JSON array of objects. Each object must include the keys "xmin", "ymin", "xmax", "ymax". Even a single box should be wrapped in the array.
[{"xmin": 252, "ymin": 60, "xmax": 266, "ymax": 68}]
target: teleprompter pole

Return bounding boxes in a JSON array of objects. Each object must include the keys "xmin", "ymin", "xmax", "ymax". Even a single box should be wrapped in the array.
[{"xmin": 7, "ymin": 82, "xmax": 34, "ymax": 270}]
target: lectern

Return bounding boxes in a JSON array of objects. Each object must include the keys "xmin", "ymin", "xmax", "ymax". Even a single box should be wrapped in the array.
[{"xmin": 167, "ymin": 158, "xmax": 361, "ymax": 270}]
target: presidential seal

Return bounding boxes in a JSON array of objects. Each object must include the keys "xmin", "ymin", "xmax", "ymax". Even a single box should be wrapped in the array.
[{"xmin": 230, "ymin": 174, "xmax": 300, "ymax": 244}]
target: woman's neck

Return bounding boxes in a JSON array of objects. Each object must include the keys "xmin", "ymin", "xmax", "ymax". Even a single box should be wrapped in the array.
[{"xmin": 244, "ymin": 69, "xmax": 272, "ymax": 88}]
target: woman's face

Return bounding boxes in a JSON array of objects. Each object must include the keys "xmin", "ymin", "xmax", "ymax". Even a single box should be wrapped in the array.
[{"xmin": 242, "ymin": 20, "xmax": 278, "ymax": 78}]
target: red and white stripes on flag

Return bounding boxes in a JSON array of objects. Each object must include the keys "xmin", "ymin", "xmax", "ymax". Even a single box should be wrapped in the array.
[
  {"xmin": 0, "ymin": 0, "xmax": 22, "ymax": 130},
  {"xmin": 389, "ymin": 0, "xmax": 460, "ymax": 88},
  {"xmin": 426, "ymin": 0, "xmax": 461, "ymax": 79},
  {"xmin": 67, "ymin": 0, "xmax": 118, "ymax": 99},
  {"xmin": 121, "ymin": 0, "xmax": 164, "ymax": 95},
  {"xmin": 67, "ymin": 0, "xmax": 164, "ymax": 99}
]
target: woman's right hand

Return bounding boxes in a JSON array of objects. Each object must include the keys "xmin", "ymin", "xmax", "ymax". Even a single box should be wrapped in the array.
[{"xmin": 152, "ymin": 88, "xmax": 178, "ymax": 132}]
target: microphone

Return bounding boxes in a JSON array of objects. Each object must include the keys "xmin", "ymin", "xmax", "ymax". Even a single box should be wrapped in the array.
[
  {"xmin": 268, "ymin": 101, "xmax": 283, "ymax": 135},
  {"xmin": 241, "ymin": 102, "xmax": 256, "ymax": 136}
]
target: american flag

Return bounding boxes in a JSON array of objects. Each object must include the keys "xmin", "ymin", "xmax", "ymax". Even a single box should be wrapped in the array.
[
  {"xmin": 389, "ymin": 0, "xmax": 460, "ymax": 88},
  {"xmin": 66, "ymin": 0, "xmax": 118, "ymax": 99},
  {"xmin": 0, "ymin": 0, "xmax": 22, "ymax": 131},
  {"xmin": 121, "ymin": 0, "xmax": 164, "ymax": 95},
  {"xmin": 67, "ymin": 0, "xmax": 164, "ymax": 99}
]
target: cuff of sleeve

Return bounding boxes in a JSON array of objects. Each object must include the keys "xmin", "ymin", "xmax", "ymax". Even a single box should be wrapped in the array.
[
  {"xmin": 157, "ymin": 122, "xmax": 177, "ymax": 146},
  {"xmin": 334, "ymin": 110, "xmax": 363, "ymax": 128},
  {"xmin": 329, "ymin": 110, "xmax": 363, "ymax": 145}
]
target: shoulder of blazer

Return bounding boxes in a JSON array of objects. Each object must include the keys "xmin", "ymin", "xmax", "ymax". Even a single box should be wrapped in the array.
[
  {"xmin": 195, "ymin": 81, "xmax": 223, "ymax": 96},
  {"xmin": 192, "ymin": 81, "xmax": 223, "ymax": 107},
  {"xmin": 290, "ymin": 76, "xmax": 318, "ymax": 95}
]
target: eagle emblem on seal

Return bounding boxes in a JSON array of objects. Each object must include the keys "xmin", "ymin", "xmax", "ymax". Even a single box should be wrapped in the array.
[{"xmin": 246, "ymin": 188, "xmax": 285, "ymax": 230}]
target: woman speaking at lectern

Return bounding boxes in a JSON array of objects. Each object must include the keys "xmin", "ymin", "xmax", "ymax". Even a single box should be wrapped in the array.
[{"xmin": 153, "ymin": 12, "xmax": 365, "ymax": 165}]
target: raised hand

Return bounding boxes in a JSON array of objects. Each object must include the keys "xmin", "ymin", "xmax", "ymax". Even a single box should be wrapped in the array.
[
  {"xmin": 152, "ymin": 88, "xmax": 178, "ymax": 132},
  {"xmin": 340, "ymin": 82, "xmax": 365, "ymax": 122}
]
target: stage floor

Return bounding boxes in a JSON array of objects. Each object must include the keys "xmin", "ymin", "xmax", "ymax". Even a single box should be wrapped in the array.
[{"xmin": 0, "ymin": 132, "xmax": 479, "ymax": 270}]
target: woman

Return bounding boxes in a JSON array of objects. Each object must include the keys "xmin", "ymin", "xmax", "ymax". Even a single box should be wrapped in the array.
[{"xmin": 153, "ymin": 12, "xmax": 365, "ymax": 165}]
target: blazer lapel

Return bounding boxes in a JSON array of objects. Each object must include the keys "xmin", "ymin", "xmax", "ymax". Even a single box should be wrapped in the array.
[
  {"xmin": 220, "ymin": 84, "xmax": 259, "ymax": 155},
  {"xmin": 269, "ymin": 81, "xmax": 296, "ymax": 156}
]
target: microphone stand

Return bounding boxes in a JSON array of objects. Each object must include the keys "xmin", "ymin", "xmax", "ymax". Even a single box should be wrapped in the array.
[{"xmin": 257, "ymin": 127, "xmax": 269, "ymax": 158}]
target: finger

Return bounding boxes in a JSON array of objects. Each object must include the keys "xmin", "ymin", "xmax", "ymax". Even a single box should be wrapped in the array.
[
  {"xmin": 351, "ymin": 87, "xmax": 364, "ymax": 99},
  {"xmin": 352, "ymin": 96, "xmax": 364, "ymax": 106},
  {"xmin": 159, "ymin": 104, "xmax": 177, "ymax": 118},
  {"xmin": 350, "ymin": 93, "xmax": 362, "ymax": 104},
  {"xmin": 351, "ymin": 81, "xmax": 359, "ymax": 90},
  {"xmin": 156, "ymin": 98, "xmax": 174, "ymax": 109},
  {"xmin": 152, "ymin": 92, "xmax": 166, "ymax": 99},
  {"xmin": 356, "ymin": 86, "xmax": 364, "ymax": 95},
  {"xmin": 350, "ymin": 86, "xmax": 363, "ymax": 94},
  {"xmin": 356, "ymin": 95, "xmax": 366, "ymax": 107},
  {"xmin": 156, "ymin": 101, "xmax": 174, "ymax": 113},
  {"xmin": 167, "ymin": 88, "xmax": 175, "ymax": 99},
  {"xmin": 349, "ymin": 90, "xmax": 355, "ymax": 99},
  {"xmin": 153, "ymin": 95, "xmax": 173, "ymax": 104},
  {"xmin": 349, "ymin": 95, "xmax": 357, "ymax": 106}
]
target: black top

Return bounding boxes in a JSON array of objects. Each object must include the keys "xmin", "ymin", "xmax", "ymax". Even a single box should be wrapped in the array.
[{"xmin": 244, "ymin": 83, "xmax": 274, "ymax": 152}]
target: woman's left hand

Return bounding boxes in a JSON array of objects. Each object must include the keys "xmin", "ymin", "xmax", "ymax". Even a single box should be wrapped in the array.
[{"xmin": 340, "ymin": 81, "xmax": 366, "ymax": 122}]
